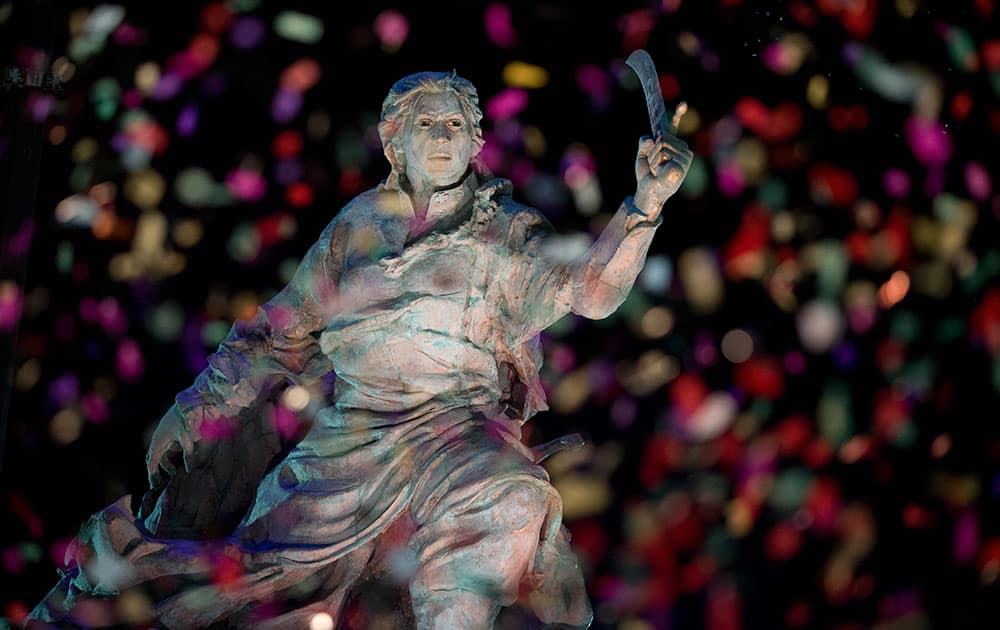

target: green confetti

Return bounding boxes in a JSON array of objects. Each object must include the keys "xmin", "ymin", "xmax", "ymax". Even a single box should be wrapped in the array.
[
  {"xmin": 680, "ymin": 155, "xmax": 708, "ymax": 198},
  {"xmin": 274, "ymin": 11, "xmax": 324, "ymax": 44},
  {"xmin": 818, "ymin": 381, "xmax": 853, "ymax": 446},
  {"xmin": 769, "ymin": 468, "xmax": 812, "ymax": 514},
  {"xmin": 890, "ymin": 310, "xmax": 921, "ymax": 344},
  {"xmin": 227, "ymin": 222, "xmax": 261, "ymax": 263},
  {"xmin": 56, "ymin": 241, "xmax": 74, "ymax": 273},
  {"xmin": 19, "ymin": 542, "xmax": 43, "ymax": 563},
  {"xmin": 815, "ymin": 241, "xmax": 848, "ymax": 299},
  {"xmin": 202, "ymin": 320, "xmax": 230, "ymax": 347},
  {"xmin": 147, "ymin": 302, "xmax": 185, "ymax": 343},
  {"xmin": 758, "ymin": 177, "xmax": 788, "ymax": 210}
]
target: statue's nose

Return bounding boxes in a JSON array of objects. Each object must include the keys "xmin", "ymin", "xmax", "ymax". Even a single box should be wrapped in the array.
[{"xmin": 432, "ymin": 124, "xmax": 450, "ymax": 141}]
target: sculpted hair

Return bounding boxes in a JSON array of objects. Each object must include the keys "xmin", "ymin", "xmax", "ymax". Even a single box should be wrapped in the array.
[{"xmin": 378, "ymin": 71, "xmax": 488, "ymax": 189}]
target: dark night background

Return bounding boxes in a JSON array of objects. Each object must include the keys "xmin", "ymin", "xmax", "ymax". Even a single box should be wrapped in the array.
[{"xmin": 2, "ymin": 0, "xmax": 999, "ymax": 628}]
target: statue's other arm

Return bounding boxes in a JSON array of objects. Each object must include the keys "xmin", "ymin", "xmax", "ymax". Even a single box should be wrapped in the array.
[{"xmin": 146, "ymin": 218, "xmax": 348, "ymax": 487}]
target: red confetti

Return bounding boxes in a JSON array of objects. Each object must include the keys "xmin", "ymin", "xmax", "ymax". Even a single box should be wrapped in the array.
[
  {"xmin": 286, "ymin": 182, "xmax": 314, "ymax": 207},
  {"xmin": 200, "ymin": 2, "xmax": 234, "ymax": 35},
  {"xmin": 808, "ymin": 164, "xmax": 859, "ymax": 207},
  {"xmin": 734, "ymin": 357, "xmax": 785, "ymax": 400},
  {"xmin": 734, "ymin": 97, "xmax": 803, "ymax": 143},
  {"xmin": 272, "ymin": 130, "xmax": 304, "ymax": 159}
]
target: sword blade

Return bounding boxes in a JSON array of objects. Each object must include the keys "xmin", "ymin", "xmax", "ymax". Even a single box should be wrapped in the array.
[{"xmin": 625, "ymin": 49, "xmax": 669, "ymax": 136}]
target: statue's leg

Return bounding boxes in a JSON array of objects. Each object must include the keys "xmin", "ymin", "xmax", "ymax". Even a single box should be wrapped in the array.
[{"xmin": 407, "ymin": 479, "xmax": 551, "ymax": 630}]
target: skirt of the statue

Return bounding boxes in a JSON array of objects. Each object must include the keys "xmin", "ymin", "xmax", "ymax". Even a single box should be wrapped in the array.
[{"xmin": 29, "ymin": 401, "xmax": 592, "ymax": 629}]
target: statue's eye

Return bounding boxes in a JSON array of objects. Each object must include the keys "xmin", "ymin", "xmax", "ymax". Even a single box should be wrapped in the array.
[
  {"xmin": 448, "ymin": 119, "xmax": 464, "ymax": 128},
  {"xmin": 416, "ymin": 119, "xmax": 433, "ymax": 128}
]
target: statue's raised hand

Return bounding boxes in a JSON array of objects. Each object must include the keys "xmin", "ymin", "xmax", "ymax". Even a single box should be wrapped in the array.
[
  {"xmin": 633, "ymin": 126, "xmax": 693, "ymax": 220},
  {"xmin": 145, "ymin": 403, "xmax": 197, "ymax": 489}
]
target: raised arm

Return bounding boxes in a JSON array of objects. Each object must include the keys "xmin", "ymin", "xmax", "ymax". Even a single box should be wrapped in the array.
[
  {"xmin": 506, "ymin": 132, "xmax": 692, "ymax": 337},
  {"xmin": 569, "ymin": 133, "xmax": 692, "ymax": 318},
  {"xmin": 146, "ymin": 218, "xmax": 348, "ymax": 487}
]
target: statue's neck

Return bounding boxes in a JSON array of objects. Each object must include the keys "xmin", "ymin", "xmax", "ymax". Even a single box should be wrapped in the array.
[{"xmin": 399, "ymin": 170, "xmax": 477, "ymax": 234}]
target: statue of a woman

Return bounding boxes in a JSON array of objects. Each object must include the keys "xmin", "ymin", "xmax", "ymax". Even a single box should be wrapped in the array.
[{"xmin": 29, "ymin": 70, "xmax": 692, "ymax": 629}]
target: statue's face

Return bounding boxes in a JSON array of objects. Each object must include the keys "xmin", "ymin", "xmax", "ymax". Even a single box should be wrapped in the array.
[{"xmin": 401, "ymin": 91, "xmax": 478, "ymax": 189}]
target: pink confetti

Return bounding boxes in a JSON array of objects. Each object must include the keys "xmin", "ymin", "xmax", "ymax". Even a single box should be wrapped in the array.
[
  {"xmin": 717, "ymin": 160, "xmax": 745, "ymax": 197},
  {"xmin": 112, "ymin": 23, "xmax": 146, "ymax": 46},
  {"xmin": 271, "ymin": 406, "xmax": 300, "ymax": 440},
  {"xmin": 783, "ymin": 350, "xmax": 806, "ymax": 375},
  {"xmin": 964, "ymin": 161, "xmax": 992, "ymax": 200},
  {"xmin": 116, "ymin": 338, "xmax": 145, "ymax": 383},
  {"xmin": 762, "ymin": 42, "xmax": 792, "ymax": 74},
  {"xmin": 617, "ymin": 9, "xmax": 656, "ymax": 51},
  {"xmin": 374, "ymin": 10, "xmax": 409, "ymax": 50},
  {"xmin": 98, "ymin": 297, "xmax": 127, "ymax": 337},
  {"xmin": 0, "ymin": 282, "xmax": 22, "ymax": 332},
  {"xmin": 121, "ymin": 89, "xmax": 143, "ymax": 110},
  {"xmin": 576, "ymin": 64, "xmax": 611, "ymax": 109},
  {"xmin": 2, "ymin": 547, "xmax": 25, "ymax": 575},
  {"xmin": 484, "ymin": 3, "xmax": 516, "ymax": 48},
  {"xmin": 82, "ymin": 392, "xmax": 110, "ymax": 424},
  {"xmin": 199, "ymin": 416, "xmax": 239, "ymax": 442},
  {"xmin": 485, "ymin": 88, "xmax": 528, "ymax": 121},
  {"xmin": 49, "ymin": 538, "xmax": 76, "ymax": 568},
  {"xmin": 883, "ymin": 168, "xmax": 910, "ymax": 198},
  {"xmin": 953, "ymin": 510, "xmax": 979, "ymax": 564},
  {"xmin": 226, "ymin": 169, "xmax": 267, "ymax": 202},
  {"xmin": 904, "ymin": 117, "xmax": 953, "ymax": 167}
]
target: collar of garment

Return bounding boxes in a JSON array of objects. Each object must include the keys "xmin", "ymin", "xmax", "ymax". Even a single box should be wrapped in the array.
[{"xmin": 378, "ymin": 169, "xmax": 482, "ymax": 226}]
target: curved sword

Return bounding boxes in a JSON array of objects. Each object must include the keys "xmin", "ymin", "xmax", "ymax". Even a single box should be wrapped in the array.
[{"xmin": 626, "ymin": 49, "xmax": 687, "ymax": 136}]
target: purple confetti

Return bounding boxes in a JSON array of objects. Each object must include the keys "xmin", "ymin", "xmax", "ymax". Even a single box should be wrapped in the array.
[
  {"xmin": 271, "ymin": 88, "xmax": 303, "ymax": 124},
  {"xmin": 177, "ymin": 103, "xmax": 199, "ymax": 137},
  {"xmin": 151, "ymin": 73, "xmax": 184, "ymax": 101},
  {"xmin": 48, "ymin": 374, "xmax": 79, "ymax": 406},
  {"xmin": 230, "ymin": 16, "xmax": 266, "ymax": 50},
  {"xmin": 274, "ymin": 159, "xmax": 304, "ymax": 186}
]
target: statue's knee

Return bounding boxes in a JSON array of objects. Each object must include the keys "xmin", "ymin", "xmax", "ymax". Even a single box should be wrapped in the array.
[{"xmin": 496, "ymin": 480, "xmax": 550, "ymax": 531}]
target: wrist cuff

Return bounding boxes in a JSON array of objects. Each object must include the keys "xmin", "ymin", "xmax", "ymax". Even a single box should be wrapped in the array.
[{"xmin": 624, "ymin": 196, "xmax": 664, "ymax": 230}]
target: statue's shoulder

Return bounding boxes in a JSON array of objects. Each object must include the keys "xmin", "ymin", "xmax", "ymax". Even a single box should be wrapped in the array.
[
  {"xmin": 500, "ymin": 199, "xmax": 554, "ymax": 251},
  {"xmin": 475, "ymin": 178, "xmax": 553, "ymax": 248},
  {"xmin": 329, "ymin": 188, "xmax": 384, "ymax": 227},
  {"xmin": 312, "ymin": 187, "xmax": 388, "ymax": 257}
]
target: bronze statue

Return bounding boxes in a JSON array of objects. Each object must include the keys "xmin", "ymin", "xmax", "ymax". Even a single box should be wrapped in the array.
[{"xmin": 29, "ymin": 67, "xmax": 692, "ymax": 629}]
